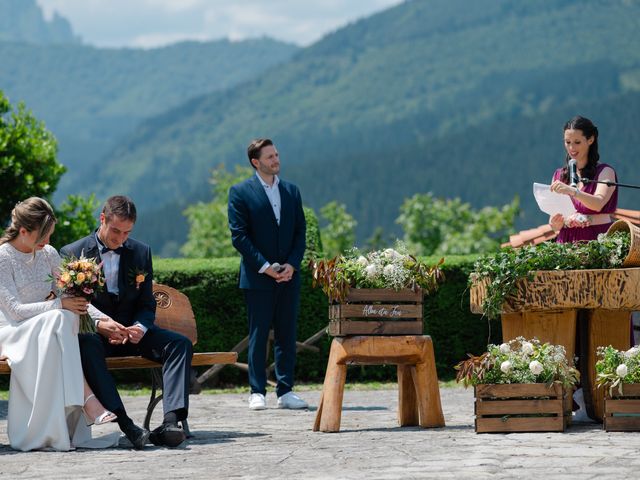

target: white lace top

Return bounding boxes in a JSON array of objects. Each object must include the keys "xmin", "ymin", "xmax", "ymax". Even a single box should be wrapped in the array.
[{"xmin": 0, "ymin": 242, "xmax": 62, "ymax": 328}]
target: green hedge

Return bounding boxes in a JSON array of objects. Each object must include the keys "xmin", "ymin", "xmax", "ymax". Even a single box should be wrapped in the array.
[{"xmin": 154, "ymin": 254, "xmax": 501, "ymax": 385}]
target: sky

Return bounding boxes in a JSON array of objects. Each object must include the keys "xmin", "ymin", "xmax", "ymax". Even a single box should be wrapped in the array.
[{"xmin": 36, "ymin": 0, "xmax": 404, "ymax": 48}]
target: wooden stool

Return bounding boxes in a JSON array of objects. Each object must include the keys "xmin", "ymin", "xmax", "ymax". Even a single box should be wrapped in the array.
[{"xmin": 313, "ymin": 335, "xmax": 445, "ymax": 432}]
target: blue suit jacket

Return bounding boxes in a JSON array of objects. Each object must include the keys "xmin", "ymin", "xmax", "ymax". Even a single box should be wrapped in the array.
[
  {"xmin": 228, "ymin": 175, "xmax": 306, "ymax": 290},
  {"xmin": 60, "ymin": 233, "xmax": 157, "ymax": 330}
]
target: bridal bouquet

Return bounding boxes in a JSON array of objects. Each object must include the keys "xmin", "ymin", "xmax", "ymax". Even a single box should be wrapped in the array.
[
  {"xmin": 455, "ymin": 337, "xmax": 579, "ymax": 389},
  {"xmin": 55, "ymin": 255, "xmax": 105, "ymax": 333},
  {"xmin": 309, "ymin": 241, "xmax": 444, "ymax": 302}
]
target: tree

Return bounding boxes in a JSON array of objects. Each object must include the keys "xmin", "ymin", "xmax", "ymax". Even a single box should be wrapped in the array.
[
  {"xmin": 0, "ymin": 90, "xmax": 63, "ymax": 225},
  {"xmin": 396, "ymin": 193, "xmax": 520, "ymax": 255},
  {"xmin": 319, "ymin": 201, "xmax": 357, "ymax": 257},
  {"xmin": 0, "ymin": 90, "xmax": 97, "ymax": 249},
  {"xmin": 182, "ymin": 164, "xmax": 253, "ymax": 258}
]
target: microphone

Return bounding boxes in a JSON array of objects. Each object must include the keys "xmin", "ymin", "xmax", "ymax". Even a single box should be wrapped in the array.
[{"xmin": 568, "ymin": 159, "xmax": 578, "ymax": 188}]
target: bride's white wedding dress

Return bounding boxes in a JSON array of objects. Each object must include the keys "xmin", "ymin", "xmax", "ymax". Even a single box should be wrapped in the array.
[{"xmin": 0, "ymin": 242, "xmax": 118, "ymax": 451}]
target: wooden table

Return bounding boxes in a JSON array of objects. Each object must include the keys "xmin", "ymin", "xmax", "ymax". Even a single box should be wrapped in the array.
[{"xmin": 471, "ymin": 267, "xmax": 640, "ymax": 421}]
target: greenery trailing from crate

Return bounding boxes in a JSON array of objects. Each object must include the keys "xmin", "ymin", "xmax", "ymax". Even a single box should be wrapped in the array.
[
  {"xmin": 471, "ymin": 231, "xmax": 630, "ymax": 319},
  {"xmin": 309, "ymin": 242, "xmax": 445, "ymax": 302},
  {"xmin": 596, "ymin": 345, "xmax": 640, "ymax": 395},
  {"xmin": 455, "ymin": 337, "xmax": 579, "ymax": 389}
]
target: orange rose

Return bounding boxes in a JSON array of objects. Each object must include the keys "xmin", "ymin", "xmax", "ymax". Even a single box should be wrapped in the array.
[{"xmin": 135, "ymin": 274, "xmax": 145, "ymax": 284}]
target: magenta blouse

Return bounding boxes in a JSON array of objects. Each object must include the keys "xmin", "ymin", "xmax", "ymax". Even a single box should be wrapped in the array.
[{"xmin": 552, "ymin": 163, "xmax": 618, "ymax": 243}]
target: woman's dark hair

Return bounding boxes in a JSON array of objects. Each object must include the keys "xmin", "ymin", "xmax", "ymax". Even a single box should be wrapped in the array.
[
  {"xmin": 560, "ymin": 115, "xmax": 600, "ymax": 182},
  {"xmin": 0, "ymin": 197, "xmax": 57, "ymax": 251}
]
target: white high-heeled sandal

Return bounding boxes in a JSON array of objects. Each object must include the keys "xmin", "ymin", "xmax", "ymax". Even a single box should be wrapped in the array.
[{"xmin": 83, "ymin": 394, "xmax": 118, "ymax": 426}]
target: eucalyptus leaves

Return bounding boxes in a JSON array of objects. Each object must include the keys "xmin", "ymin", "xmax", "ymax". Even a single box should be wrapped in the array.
[{"xmin": 471, "ymin": 231, "xmax": 631, "ymax": 319}]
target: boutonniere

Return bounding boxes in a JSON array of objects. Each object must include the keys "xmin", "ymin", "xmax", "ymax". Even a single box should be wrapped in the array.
[{"xmin": 129, "ymin": 267, "xmax": 148, "ymax": 290}]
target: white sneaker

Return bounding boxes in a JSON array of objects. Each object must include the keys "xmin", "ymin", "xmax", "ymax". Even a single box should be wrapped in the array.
[
  {"xmin": 249, "ymin": 393, "xmax": 266, "ymax": 410},
  {"xmin": 277, "ymin": 392, "xmax": 309, "ymax": 409}
]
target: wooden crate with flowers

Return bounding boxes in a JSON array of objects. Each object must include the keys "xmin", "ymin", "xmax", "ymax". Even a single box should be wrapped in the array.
[
  {"xmin": 456, "ymin": 337, "xmax": 578, "ymax": 433},
  {"xmin": 596, "ymin": 345, "xmax": 640, "ymax": 431},
  {"xmin": 309, "ymin": 245, "xmax": 444, "ymax": 336}
]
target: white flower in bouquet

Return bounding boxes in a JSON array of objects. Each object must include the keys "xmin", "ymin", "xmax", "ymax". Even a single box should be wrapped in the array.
[
  {"xmin": 383, "ymin": 248, "xmax": 401, "ymax": 260},
  {"xmin": 616, "ymin": 364, "xmax": 629, "ymax": 377},
  {"xmin": 356, "ymin": 256, "xmax": 369, "ymax": 267},
  {"xmin": 529, "ymin": 360, "xmax": 543, "ymax": 375},
  {"xmin": 383, "ymin": 264, "xmax": 396, "ymax": 276},
  {"xmin": 521, "ymin": 342, "xmax": 534, "ymax": 355},
  {"xmin": 499, "ymin": 343, "xmax": 510, "ymax": 354},
  {"xmin": 624, "ymin": 347, "xmax": 639, "ymax": 359},
  {"xmin": 500, "ymin": 360, "xmax": 512, "ymax": 374},
  {"xmin": 364, "ymin": 264, "xmax": 379, "ymax": 279}
]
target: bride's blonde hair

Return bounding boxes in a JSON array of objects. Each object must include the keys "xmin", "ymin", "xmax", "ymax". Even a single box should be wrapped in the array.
[{"xmin": 0, "ymin": 197, "xmax": 57, "ymax": 249}]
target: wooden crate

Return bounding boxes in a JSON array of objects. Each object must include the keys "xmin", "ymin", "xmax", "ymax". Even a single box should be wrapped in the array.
[
  {"xmin": 328, "ymin": 288, "xmax": 423, "ymax": 336},
  {"xmin": 475, "ymin": 383, "xmax": 571, "ymax": 433},
  {"xmin": 604, "ymin": 383, "xmax": 640, "ymax": 431}
]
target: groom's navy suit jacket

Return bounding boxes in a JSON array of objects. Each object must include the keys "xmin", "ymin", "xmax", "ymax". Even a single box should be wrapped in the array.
[
  {"xmin": 228, "ymin": 175, "xmax": 306, "ymax": 290},
  {"xmin": 61, "ymin": 233, "xmax": 156, "ymax": 330}
]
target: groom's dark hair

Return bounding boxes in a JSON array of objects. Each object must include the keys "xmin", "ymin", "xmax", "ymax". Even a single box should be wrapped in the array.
[
  {"xmin": 103, "ymin": 195, "xmax": 137, "ymax": 223},
  {"xmin": 247, "ymin": 138, "xmax": 273, "ymax": 168}
]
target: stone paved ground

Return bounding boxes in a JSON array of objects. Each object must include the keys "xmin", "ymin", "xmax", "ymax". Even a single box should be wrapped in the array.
[{"xmin": 1, "ymin": 386, "xmax": 640, "ymax": 479}]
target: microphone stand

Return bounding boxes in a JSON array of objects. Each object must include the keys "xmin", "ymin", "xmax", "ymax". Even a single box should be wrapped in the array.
[{"xmin": 580, "ymin": 178, "xmax": 640, "ymax": 190}]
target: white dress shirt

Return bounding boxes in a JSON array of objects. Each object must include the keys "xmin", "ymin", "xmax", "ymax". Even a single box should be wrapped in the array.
[{"xmin": 256, "ymin": 172, "xmax": 281, "ymax": 274}]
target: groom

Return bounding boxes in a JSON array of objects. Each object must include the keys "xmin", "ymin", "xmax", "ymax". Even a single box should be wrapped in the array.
[{"xmin": 61, "ymin": 195, "xmax": 193, "ymax": 449}]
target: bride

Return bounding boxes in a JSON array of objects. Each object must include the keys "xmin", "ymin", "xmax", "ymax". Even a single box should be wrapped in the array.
[{"xmin": 0, "ymin": 197, "xmax": 118, "ymax": 451}]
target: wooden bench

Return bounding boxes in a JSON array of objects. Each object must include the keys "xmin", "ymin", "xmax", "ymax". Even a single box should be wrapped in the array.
[{"xmin": 0, "ymin": 283, "xmax": 238, "ymax": 436}]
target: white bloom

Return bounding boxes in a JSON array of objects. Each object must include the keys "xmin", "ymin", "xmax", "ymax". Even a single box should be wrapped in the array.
[
  {"xmin": 529, "ymin": 360, "xmax": 543, "ymax": 375},
  {"xmin": 356, "ymin": 256, "xmax": 368, "ymax": 267},
  {"xmin": 499, "ymin": 343, "xmax": 510, "ymax": 354},
  {"xmin": 616, "ymin": 364, "xmax": 629, "ymax": 377},
  {"xmin": 521, "ymin": 342, "xmax": 534, "ymax": 355},
  {"xmin": 364, "ymin": 264, "xmax": 379, "ymax": 279},
  {"xmin": 383, "ymin": 248, "xmax": 400, "ymax": 260},
  {"xmin": 500, "ymin": 361, "xmax": 512, "ymax": 374},
  {"xmin": 624, "ymin": 347, "xmax": 639, "ymax": 359},
  {"xmin": 383, "ymin": 264, "xmax": 396, "ymax": 276}
]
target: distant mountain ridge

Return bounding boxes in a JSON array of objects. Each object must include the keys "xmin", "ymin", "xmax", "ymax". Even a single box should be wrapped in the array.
[
  {"xmin": 0, "ymin": 0, "xmax": 79, "ymax": 45},
  {"xmin": 93, "ymin": 0, "xmax": 640, "ymax": 255}
]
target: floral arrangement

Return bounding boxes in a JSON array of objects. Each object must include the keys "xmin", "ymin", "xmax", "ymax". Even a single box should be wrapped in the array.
[
  {"xmin": 455, "ymin": 337, "xmax": 579, "ymax": 388},
  {"xmin": 129, "ymin": 267, "xmax": 148, "ymax": 290},
  {"xmin": 309, "ymin": 242, "xmax": 444, "ymax": 302},
  {"xmin": 471, "ymin": 231, "xmax": 630, "ymax": 319},
  {"xmin": 55, "ymin": 255, "xmax": 105, "ymax": 333},
  {"xmin": 595, "ymin": 345, "xmax": 640, "ymax": 395}
]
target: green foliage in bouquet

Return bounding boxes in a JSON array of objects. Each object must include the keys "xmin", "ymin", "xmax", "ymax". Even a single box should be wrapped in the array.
[
  {"xmin": 471, "ymin": 231, "xmax": 630, "ymax": 319},
  {"xmin": 455, "ymin": 337, "xmax": 579, "ymax": 389},
  {"xmin": 596, "ymin": 345, "xmax": 640, "ymax": 395},
  {"xmin": 309, "ymin": 241, "xmax": 444, "ymax": 302}
]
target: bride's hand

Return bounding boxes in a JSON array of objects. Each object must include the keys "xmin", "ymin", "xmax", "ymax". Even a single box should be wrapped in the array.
[{"xmin": 61, "ymin": 296, "xmax": 89, "ymax": 315}]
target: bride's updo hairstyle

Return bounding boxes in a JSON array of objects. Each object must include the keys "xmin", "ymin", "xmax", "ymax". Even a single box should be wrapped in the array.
[{"xmin": 0, "ymin": 197, "xmax": 57, "ymax": 247}]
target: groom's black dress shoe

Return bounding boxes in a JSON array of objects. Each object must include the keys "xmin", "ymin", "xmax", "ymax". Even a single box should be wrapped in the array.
[
  {"xmin": 122, "ymin": 423, "xmax": 150, "ymax": 450},
  {"xmin": 149, "ymin": 422, "xmax": 186, "ymax": 448}
]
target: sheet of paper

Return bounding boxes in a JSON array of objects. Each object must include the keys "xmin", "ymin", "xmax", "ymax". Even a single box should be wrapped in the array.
[{"xmin": 533, "ymin": 183, "xmax": 576, "ymax": 217}]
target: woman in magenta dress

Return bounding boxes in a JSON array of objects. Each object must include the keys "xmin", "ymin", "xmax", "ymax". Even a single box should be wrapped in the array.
[{"xmin": 549, "ymin": 116, "xmax": 617, "ymax": 242}]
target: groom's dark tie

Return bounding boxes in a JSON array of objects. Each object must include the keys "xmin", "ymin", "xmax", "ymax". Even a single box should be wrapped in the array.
[{"xmin": 101, "ymin": 245, "xmax": 125, "ymax": 255}]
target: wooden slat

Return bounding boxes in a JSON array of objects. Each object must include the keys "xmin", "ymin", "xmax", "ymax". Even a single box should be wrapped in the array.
[
  {"xmin": 471, "ymin": 268, "xmax": 640, "ymax": 314},
  {"xmin": 330, "ymin": 304, "xmax": 422, "ymax": 320},
  {"xmin": 344, "ymin": 288, "xmax": 423, "ymax": 303},
  {"xmin": 476, "ymin": 416, "xmax": 564, "ymax": 433},
  {"xmin": 605, "ymin": 416, "xmax": 640, "ymax": 431},
  {"xmin": 607, "ymin": 383, "xmax": 640, "ymax": 397},
  {"xmin": 105, "ymin": 352, "xmax": 237, "ymax": 370},
  {"xmin": 328, "ymin": 319, "xmax": 423, "ymax": 336},
  {"xmin": 605, "ymin": 399, "xmax": 640, "ymax": 415},
  {"xmin": 0, "ymin": 361, "xmax": 9, "ymax": 374},
  {"xmin": 476, "ymin": 399, "xmax": 563, "ymax": 416},
  {"xmin": 153, "ymin": 284, "xmax": 197, "ymax": 345},
  {"xmin": 475, "ymin": 383, "xmax": 563, "ymax": 399}
]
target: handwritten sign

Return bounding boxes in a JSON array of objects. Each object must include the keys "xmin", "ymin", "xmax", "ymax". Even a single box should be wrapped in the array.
[{"xmin": 361, "ymin": 304, "xmax": 403, "ymax": 317}]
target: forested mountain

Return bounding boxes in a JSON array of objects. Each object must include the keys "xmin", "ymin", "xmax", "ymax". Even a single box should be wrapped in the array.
[
  {"xmin": 0, "ymin": 29, "xmax": 298, "ymax": 197},
  {"xmin": 0, "ymin": 0, "xmax": 79, "ymax": 45},
  {"xmin": 91, "ymin": 0, "xmax": 640, "ymax": 256}
]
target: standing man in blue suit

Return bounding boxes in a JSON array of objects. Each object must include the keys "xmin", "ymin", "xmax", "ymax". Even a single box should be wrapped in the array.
[{"xmin": 228, "ymin": 138, "xmax": 308, "ymax": 410}]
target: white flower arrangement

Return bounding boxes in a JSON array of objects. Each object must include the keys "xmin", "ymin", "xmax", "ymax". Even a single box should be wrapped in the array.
[
  {"xmin": 456, "ymin": 337, "xmax": 579, "ymax": 388},
  {"xmin": 596, "ymin": 345, "xmax": 640, "ymax": 394}
]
